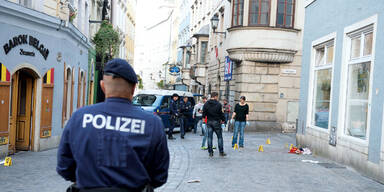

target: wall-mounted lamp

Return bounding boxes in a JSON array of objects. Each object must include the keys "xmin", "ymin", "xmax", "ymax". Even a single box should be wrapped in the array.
[{"xmin": 210, "ymin": 14, "xmax": 226, "ymax": 38}]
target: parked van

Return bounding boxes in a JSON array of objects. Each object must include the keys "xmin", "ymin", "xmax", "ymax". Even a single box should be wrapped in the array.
[{"xmin": 132, "ymin": 90, "xmax": 196, "ymax": 132}]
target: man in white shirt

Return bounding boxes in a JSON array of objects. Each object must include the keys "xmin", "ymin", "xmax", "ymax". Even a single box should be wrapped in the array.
[{"xmin": 193, "ymin": 96, "xmax": 207, "ymax": 135}]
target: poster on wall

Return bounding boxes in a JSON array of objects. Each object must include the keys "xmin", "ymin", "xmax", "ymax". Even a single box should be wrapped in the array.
[{"xmin": 224, "ymin": 56, "xmax": 232, "ymax": 81}]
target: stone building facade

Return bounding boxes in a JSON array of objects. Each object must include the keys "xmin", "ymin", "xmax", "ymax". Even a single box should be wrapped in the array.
[{"xmin": 206, "ymin": 0, "xmax": 305, "ymax": 132}]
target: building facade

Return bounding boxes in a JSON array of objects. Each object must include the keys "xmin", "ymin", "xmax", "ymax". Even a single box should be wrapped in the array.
[
  {"xmin": 196, "ymin": 0, "xmax": 304, "ymax": 132},
  {"xmin": 175, "ymin": 0, "xmax": 191, "ymax": 91},
  {"xmin": 298, "ymin": 0, "xmax": 384, "ymax": 183},
  {"xmin": 0, "ymin": 0, "xmax": 90, "ymax": 156},
  {"xmin": 178, "ymin": 0, "xmax": 219, "ymax": 95}
]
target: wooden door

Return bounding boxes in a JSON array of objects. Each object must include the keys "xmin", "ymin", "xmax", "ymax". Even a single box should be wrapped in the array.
[
  {"xmin": 77, "ymin": 68, "xmax": 81, "ymax": 108},
  {"xmin": 0, "ymin": 82, "xmax": 10, "ymax": 145},
  {"xmin": 15, "ymin": 73, "xmax": 33, "ymax": 151},
  {"xmin": 62, "ymin": 64, "xmax": 67, "ymax": 128},
  {"xmin": 70, "ymin": 69, "xmax": 74, "ymax": 116},
  {"xmin": 40, "ymin": 84, "xmax": 53, "ymax": 137},
  {"xmin": 82, "ymin": 73, "xmax": 86, "ymax": 106}
]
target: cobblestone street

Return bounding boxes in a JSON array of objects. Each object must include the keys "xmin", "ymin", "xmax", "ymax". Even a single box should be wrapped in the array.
[{"xmin": 1, "ymin": 132, "xmax": 384, "ymax": 192}]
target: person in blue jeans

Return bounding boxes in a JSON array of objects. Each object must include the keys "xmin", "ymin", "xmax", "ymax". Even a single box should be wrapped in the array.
[
  {"xmin": 203, "ymin": 92, "xmax": 226, "ymax": 157},
  {"xmin": 231, "ymin": 96, "xmax": 249, "ymax": 148}
]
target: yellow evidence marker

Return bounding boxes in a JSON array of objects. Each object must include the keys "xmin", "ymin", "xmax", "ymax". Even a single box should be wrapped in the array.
[
  {"xmin": 289, "ymin": 144, "xmax": 293, "ymax": 150},
  {"xmin": 233, "ymin": 144, "xmax": 239, "ymax": 150},
  {"xmin": 266, "ymin": 138, "xmax": 271, "ymax": 145},
  {"xmin": 4, "ymin": 157, "xmax": 12, "ymax": 167},
  {"xmin": 258, "ymin": 145, "xmax": 264, "ymax": 152}
]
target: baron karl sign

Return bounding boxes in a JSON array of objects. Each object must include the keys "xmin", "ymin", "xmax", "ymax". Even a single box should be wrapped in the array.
[{"xmin": 3, "ymin": 34, "xmax": 49, "ymax": 60}]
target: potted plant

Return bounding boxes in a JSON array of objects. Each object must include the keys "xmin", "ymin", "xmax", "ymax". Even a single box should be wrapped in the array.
[{"xmin": 69, "ymin": 10, "xmax": 77, "ymax": 23}]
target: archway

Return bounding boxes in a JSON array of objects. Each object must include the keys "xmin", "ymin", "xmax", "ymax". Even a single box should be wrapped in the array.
[{"xmin": 9, "ymin": 67, "xmax": 39, "ymax": 152}]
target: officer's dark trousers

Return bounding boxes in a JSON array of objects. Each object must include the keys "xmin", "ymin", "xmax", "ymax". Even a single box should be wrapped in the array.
[
  {"xmin": 179, "ymin": 117, "xmax": 187, "ymax": 137},
  {"xmin": 207, "ymin": 120, "xmax": 224, "ymax": 154},
  {"xmin": 169, "ymin": 117, "xmax": 176, "ymax": 137}
]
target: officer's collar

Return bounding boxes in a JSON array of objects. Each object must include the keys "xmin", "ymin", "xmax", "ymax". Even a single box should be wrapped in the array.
[{"xmin": 105, "ymin": 97, "xmax": 132, "ymax": 103}]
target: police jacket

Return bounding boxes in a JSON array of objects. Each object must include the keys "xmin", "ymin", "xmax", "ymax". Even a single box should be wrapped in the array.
[
  {"xmin": 179, "ymin": 100, "xmax": 192, "ymax": 117},
  {"xmin": 57, "ymin": 97, "xmax": 169, "ymax": 190},
  {"xmin": 169, "ymin": 99, "xmax": 179, "ymax": 116},
  {"xmin": 203, "ymin": 99, "xmax": 225, "ymax": 122}
]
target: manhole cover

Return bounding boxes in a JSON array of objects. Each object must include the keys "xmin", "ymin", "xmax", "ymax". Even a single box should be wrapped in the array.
[{"xmin": 318, "ymin": 163, "xmax": 346, "ymax": 169}]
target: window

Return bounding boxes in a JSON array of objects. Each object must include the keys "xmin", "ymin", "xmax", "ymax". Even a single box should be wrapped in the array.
[
  {"xmin": 200, "ymin": 42, "xmax": 208, "ymax": 64},
  {"xmin": 311, "ymin": 41, "xmax": 334, "ymax": 129},
  {"xmin": 276, "ymin": 0, "xmax": 295, "ymax": 28},
  {"xmin": 344, "ymin": 25, "xmax": 374, "ymax": 139},
  {"xmin": 19, "ymin": 0, "xmax": 31, "ymax": 8},
  {"xmin": 186, "ymin": 51, "xmax": 191, "ymax": 68},
  {"xmin": 232, "ymin": 0, "xmax": 244, "ymax": 26},
  {"xmin": 249, "ymin": 0, "xmax": 270, "ymax": 26},
  {"xmin": 160, "ymin": 96, "xmax": 171, "ymax": 109},
  {"xmin": 132, "ymin": 94, "xmax": 157, "ymax": 107}
]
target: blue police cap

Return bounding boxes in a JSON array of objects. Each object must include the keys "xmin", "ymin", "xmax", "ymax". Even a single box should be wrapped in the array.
[{"xmin": 103, "ymin": 58, "xmax": 138, "ymax": 84}]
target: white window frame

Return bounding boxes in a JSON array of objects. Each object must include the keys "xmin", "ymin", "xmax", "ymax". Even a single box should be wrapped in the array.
[
  {"xmin": 338, "ymin": 15, "xmax": 377, "ymax": 144},
  {"xmin": 307, "ymin": 32, "xmax": 336, "ymax": 133}
]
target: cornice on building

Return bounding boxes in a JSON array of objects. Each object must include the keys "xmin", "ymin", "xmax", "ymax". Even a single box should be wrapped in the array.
[{"xmin": 0, "ymin": 0, "xmax": 91, "ymax": 48}]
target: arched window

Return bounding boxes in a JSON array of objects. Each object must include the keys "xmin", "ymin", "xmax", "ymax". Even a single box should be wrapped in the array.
[
  {"xmin": 62, "ymin": 65, "xmax": 73, "ymax": 127},
  {"xmin": 77, "ymin": 69, "xmax": 86, "ymax": 108},
  {"xmin": 249, "ymin": 0, "xmax": 271, "ymax": 26}
]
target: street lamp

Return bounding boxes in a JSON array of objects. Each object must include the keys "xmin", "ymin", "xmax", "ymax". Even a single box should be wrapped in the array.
[
  {"xmin": 210, "ymin": 14, "xmax": 226, "ymax": 37},
  {"xmin": 186, "ymin": 43, "xmax": 192, "ymax": 52}
]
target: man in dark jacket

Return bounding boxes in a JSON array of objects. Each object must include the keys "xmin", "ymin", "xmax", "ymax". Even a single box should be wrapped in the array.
[
  {"xmin": 57, "ymin": 59, "xmax": 169, "ymax": 191},
  {"xmin": 203, "ymin": 92, "xmax": 226, "ymax": 157},
  {"xmin": 168, "ymin": 93, "xmax": 179, "ymax": 140},
  {"xmin": 179, "ymin": 96, "xmax": 192, "ymax": 139}
]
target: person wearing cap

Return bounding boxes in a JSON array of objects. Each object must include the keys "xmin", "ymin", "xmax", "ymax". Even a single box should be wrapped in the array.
[
  {"xmin": 57, "ymin": 58, "xmax": 169, "ymax": 192},
  {"xmin": 231, "ymin": 96, "xmax": 249, "ymax": 148},
  {"xmin": 168, "ymin": 93, "xmax": 179, "ymax": 140}
]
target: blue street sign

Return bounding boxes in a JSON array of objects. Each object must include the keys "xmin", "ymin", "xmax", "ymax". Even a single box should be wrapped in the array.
[
  {"xmin": 224, "ymin": 56, "xmax": 233, "ymax": 81},
  {"xmin": 169, "ymin": 66, "xmax": 180, "ymax": 76}
]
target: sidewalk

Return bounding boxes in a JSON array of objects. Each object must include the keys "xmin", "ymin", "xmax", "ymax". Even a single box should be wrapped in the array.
[
  {"xmin": 0, "ymin": 132, "xmax": 383, "ymax": 192},
  {"xmin": 158, "ymin": 132, "xmax": 384, "ymax": 192}
]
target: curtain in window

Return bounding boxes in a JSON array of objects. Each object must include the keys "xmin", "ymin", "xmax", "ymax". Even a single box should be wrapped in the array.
[
  {"xmin": 232, "ymin": 0, "xmax": 244, "ymax": 26},
  {"xmin": 276, "ymin": 0, "xmax": 295, "ymax": 28},
  {"xmin": 249, "ymin": 0, "xmax": 270, "ymax": 26}
]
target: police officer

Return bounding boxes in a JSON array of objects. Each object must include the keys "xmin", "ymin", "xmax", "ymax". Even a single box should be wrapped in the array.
[
  {"xmin": 57, "ymin": 58, "xmax": 169, "ymax": 192},
  {"xmin": 179, "ymin": 96, "xmax": 192, "ymax": 139},
  {"xmin": 168, "ymin": 93, "xmax": 179, "ymax": 140}
]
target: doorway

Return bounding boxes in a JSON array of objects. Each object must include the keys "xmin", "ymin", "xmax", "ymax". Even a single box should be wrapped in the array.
[{"xmin": 10, "ymin": 69, "xmax": 36, "ymax": 152}]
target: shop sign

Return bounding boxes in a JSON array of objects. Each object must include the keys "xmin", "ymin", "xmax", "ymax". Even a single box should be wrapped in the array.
[
  {"xmin": 224, "ymin": 56, "xmax": 233, "ymax": 81},
  {"xmin": 282, "ymin": 69, "xmax": 297, "ymax": 74},
  {"xmin": 3, "ymin": 34, "xmax": 49, "ymax": 60}
]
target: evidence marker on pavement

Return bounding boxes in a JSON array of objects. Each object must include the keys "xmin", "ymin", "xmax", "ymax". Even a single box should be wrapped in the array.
[
  {"xmin": 258, "ymin": 145, "xmax": 264, "ymax": 152},
  {"xmin": 266, "ymin": 138, "xmax": 271, "ymax": 145},
  {"xmin": 233, "ymin": 144, "xmax": 239, "ymax": 150},
  {"xmin": 4, "ymin": 157, "xmax": 12, "ymax": 167}
]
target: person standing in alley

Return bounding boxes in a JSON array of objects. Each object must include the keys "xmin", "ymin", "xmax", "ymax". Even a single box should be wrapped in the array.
[
  {"xmin": 203, "ymin": 92, "xmax": 226, "ymax": 157},
  {"xmin": 168, "ymin": 93, "xmax": 179, "ymax": 140},
  {"xmin": 57, "ymin": 58, "xmax": 169, "ymax": 191},
  {"xmin": 179, "ymin": 96, "xmax": 192, "ymax": 139},
  {"xmin": 193, "ymin": 96, "xmax": 207, "ymax": 135},
  {"xmin": 231, "ymin": 96, "xmax": 249, "ymax": 148},
  {"xmin": 222, "ymin": 99, "xmax": 231, "ymax": 126}
]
